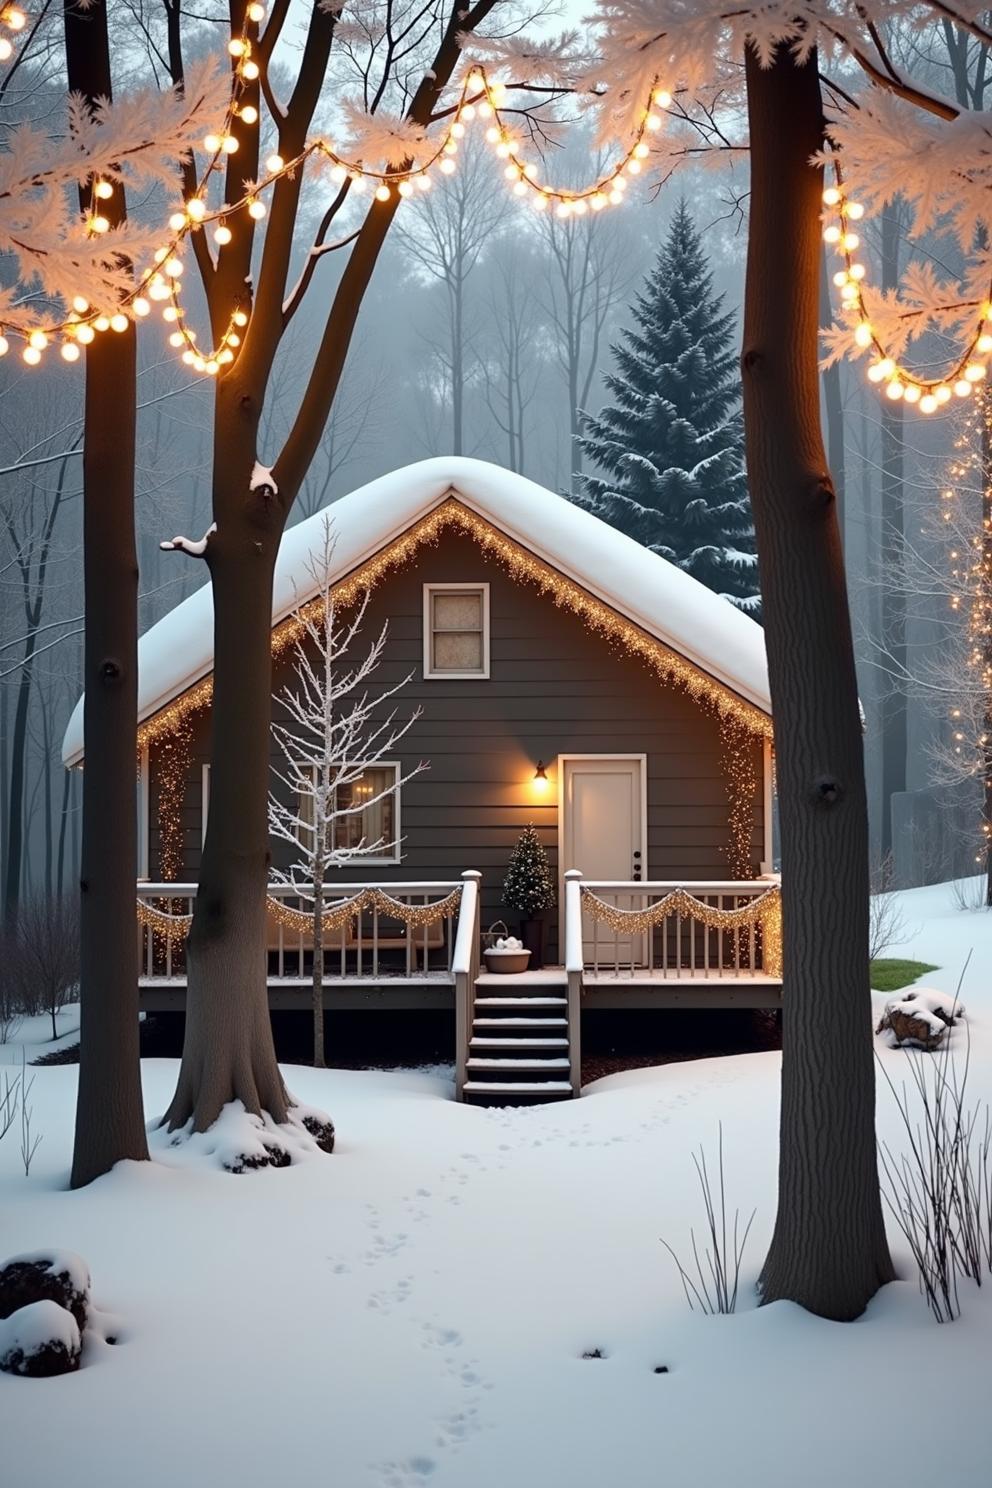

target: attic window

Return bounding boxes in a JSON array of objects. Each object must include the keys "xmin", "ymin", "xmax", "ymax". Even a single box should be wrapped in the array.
[{"xmin": 423, "ymin": 583, "xmax": 490, "ymax": 679}]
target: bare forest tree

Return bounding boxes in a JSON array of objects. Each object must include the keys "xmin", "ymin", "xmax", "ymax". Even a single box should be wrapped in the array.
[
  {"xmin": 393, "ymin": 136, "xmax": 506, "ymax": 455},
  {"xmin": 480, "ymin": 238, "xmax": 545, "ymax": 474},
  {"xmin": 535, "ymin": 145, "xmax": 640, "ymax": 492},
  {"xmin": 269, "ymin": 518, "xmax": 426, "ymax": 1065}
]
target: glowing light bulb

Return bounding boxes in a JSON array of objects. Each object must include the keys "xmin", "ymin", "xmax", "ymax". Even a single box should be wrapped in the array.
[
  {"xmin": 955, "ymin": 379, "xmax": 973, "ymax": 398},
  {"xmin": 903, "ymin": 384, "xmax": 920, "ymax": 404},
  {"xmin": 94, "ymin": 180, "xmax": 114, "ymax": 200},
  {"xmin": 919, "ymin": 394, "xmax": 938, "ymax": 414},
  {"xmin": 965, "ymin": 362, "xmax": 986, "ymax": 382},
  {"xmin": 266, "ymin": 154, "xmax": 284, "ymax": 173},
  {"xmin": 163, "ymin": 257, "xmax": 183, "ymax": 277},
  {"xmin": 0, "ymin": 335, "xmax": 9, "ymax": 356},
  {"xmin": 222, "ymin": 135, "xmax": 239, "ymax": 153},
  {"xmin": 239, "ymin": 105, "xmax": 258, "ymax": 125},
  {"xmin": 646, "ymin": 112, "xmax": 661, "ymax": 131},
  {"xmin": 822, "ymin": 186, "xmax": 842, "ymax": 206},
  {"xmin": 439, "ymin": 158, "xmax": 456, "ymax": 174},
  {"xmin": 823, "ymin": 224, "xmax": 841, "ymax": 244},
  {"xmin": 248, "ymin": 198, "xmax": 266, "ymax": 219},
  {"xmin": 633, "ymin": 141, "xmax": 650, "ymax": 159},
  {"xmin": 653, "ymin": 88, "xmax": 672, "ymax": 107},
  {"xmin": 885, "ymin": 380, "xmax": 904, "ymax": 400},
  {"xmin": 532, "ymin": 194, "xmax": 548, "ymax": 210},
  {"xmin": 203, "ymin": 134, "xmax": 221, "ymax": 153},
  {"xmin": 842, "ymin": 232, "xmax": 860, "ymax": 251},
  {"xmin": 233, "ymin": 310, "xmax": 249, "ymax": 326},
  {"xmin": 76, "ymin": 325, "xmax": 95, "ymax": 345},
  {"xmin": 936, "ymin": 385, "xmax": 953, "ymax": 404},
  {"xmin": 61, "ymin": 342, "xmax": 81, "ymax": 362},
  {"xmin": 0, "ymin": 39, "xmax": 10, "ymax": 59},
  {"xmin": 846, "ymin": 202, "xmax": 864, "ymax": 220},
  {"xmin": 229, "ymin": 38, "xmax": 246, "ymax": 56},
  {"xmin": 169, "ymin": 331, "xmax": 185, "ymax": 348},
  {"xmin": 23, "ymin": 345, "xmax": 41, "ymax": 365},
  {"xmin": 28, "ymin": 329, "xmax": 47, "ymax": 349},
  {"xmin": 375, "ymin": 184, "xmax": 391, "ymax": 201},
  {"xmin": 93, "ymin": 316, "xmax": 110, "ymax": 332},
  {"xmin": 849, "ymin": 262, "xmax": 866, "ymax": 280},
  {"xmin": 187, "ymin": 198, "xmax": 206, "ymax": 221},
  {"xmin": 214, "ymin": 224, "xmax": 232, "ymax": 245},
  {"xmin": 854, "ymin": 323, "xmax": 873, "ymax": 348},
  {"xmin": 169, "ymin": 212, "xmax": 187, "ymax": 231},
  {"xmin": 242, "ymin": 60, "xmax": 259, "ymax": 80},
  {"xmin": 6, "ymin": 8, "xmax": 26, "ymax": 29},
  {"xmin": 133, "ymin": 297, "xmax": 150, "ymax": 317},
  {"xmin": 90, "ymin": 215, "xmax": 110, "ymax": 234},
  {"xmin": 398, "ymin": 180, "xmax": 413, "ymax": 198},
  {"xmin": 110, "ymin": 313, "xmax": 129, "ymax": 332},
  {"xmin": 72, "ymin": 295, "xmax": 90, "ymax": 314},
  {"xmin": 248, "ymin": 2, "xmax": 265, "ymax": 20}
]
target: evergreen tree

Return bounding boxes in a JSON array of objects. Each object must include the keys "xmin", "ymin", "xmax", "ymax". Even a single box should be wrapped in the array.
[
  {"xmin": 502, "ymin": 825, "xmax": 555, "ymax": 918},
  {"xmin": 574, "ymin": 202, "xmax": 760, "ymax": 613}
]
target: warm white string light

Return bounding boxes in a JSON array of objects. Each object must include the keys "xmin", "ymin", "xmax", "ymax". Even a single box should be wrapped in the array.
[
  {"xmin": 826, "ymin": 166, "xmax": 992, "ymax": 415},
  {"xmin": 0, "ymin": 4, "xmax": 26, "ymax": 63}
]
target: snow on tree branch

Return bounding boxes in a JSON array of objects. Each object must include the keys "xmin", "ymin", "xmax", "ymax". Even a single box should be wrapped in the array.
[{"xmin": 0, "ymin": 54, "xmax": 228, "ymax": 322}]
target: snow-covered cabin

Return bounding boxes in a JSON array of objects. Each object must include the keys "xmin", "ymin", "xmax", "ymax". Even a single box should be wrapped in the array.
[{"xmin": 63, "ymin": 457, "xmax": 779, "ymax": 1101}]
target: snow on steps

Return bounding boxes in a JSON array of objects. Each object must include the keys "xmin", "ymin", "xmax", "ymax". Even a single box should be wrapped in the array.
[{"xmin": 464, "ymin": 968, "xmax": 576, "ymax": 1105}]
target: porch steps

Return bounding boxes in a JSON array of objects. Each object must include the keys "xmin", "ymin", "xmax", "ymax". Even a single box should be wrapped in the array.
[{"xmin": 463, "ymin": 970, "xmax": 576, "ymax": 1107}]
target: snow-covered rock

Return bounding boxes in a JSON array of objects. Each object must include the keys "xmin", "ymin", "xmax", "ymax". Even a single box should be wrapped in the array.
[
  {"xmin": 876, "ymin": 985, "xmax": 967, "ymax": 1049},
  {"xmin": 0, "ymin": 1300, "xmax": 81, "ymax": 1377},
  {"xmin": 0, "ymin": 1250, "xmax": 90, "ymax": 1333}
]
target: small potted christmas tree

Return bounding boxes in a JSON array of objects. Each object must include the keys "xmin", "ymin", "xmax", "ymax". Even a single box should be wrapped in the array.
[{"xmin": 502, "ymin": 824, "xmax": 555, "ymax": 969}]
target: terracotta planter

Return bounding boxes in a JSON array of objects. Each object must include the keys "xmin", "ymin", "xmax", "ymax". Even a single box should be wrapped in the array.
[{"xmin": 483, "ymin": 947, "xmax": 531, "ymax": 974}]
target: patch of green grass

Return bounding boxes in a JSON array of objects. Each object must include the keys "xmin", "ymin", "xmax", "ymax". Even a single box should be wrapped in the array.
[{"xmin": 870, "ymin": 959, "xmax": 939, "ymax": 993}]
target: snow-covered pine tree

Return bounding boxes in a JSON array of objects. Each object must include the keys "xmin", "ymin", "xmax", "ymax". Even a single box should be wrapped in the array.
[
  {"xmin": 574, "ymin": 201, "xmax": 760, "ymax": 613},
  {"xmin": 502, "ymin": 825, "xmax": 556, "ymax": 919}
]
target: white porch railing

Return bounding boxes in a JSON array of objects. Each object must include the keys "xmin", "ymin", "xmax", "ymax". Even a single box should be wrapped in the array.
[
  {"xmin": 574, "ymin": 876, "xmax": 782, "ymax": 982},
  {"xmin": 136, "ymin": 878, "xmax": 472, "ymax": 981}
]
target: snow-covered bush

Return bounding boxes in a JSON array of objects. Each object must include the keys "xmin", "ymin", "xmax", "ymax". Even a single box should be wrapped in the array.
[
  {"xmin": 0, "ymin": 1300, "xmax": 81, "ymax": 1377},
  {"xmin": 0, "ymin": 1250, "xmax": 91, "ymax": 1335}
]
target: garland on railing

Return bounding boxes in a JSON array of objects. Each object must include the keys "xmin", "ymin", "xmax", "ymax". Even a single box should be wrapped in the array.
[
  {"xmin": 580, "ymin": 883, "xmax": 783, "ymax": 978},
  {"xmin": 137, "ymin": 884, "xmax": 463, "ymax": 942}
]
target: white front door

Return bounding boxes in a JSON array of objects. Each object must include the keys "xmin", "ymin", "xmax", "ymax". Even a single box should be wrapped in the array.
[{"xmin": 561, "ymin": 756, "xmax": 646, "ymax": 962}]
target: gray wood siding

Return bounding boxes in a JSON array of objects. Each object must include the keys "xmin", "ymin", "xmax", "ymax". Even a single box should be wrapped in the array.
[{"xmin": 148, "ymin": 526, "xmax": 766, "ymax": 960}]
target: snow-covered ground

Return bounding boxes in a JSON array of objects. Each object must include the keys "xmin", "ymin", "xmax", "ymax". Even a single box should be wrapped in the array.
[
  {"xmin": 0, "ymin": 1005, "xmax": 80, "ymax": 1066},
  {"xmin": 1, "ymin": 880, "xmax": 990, "ymax": 1488}
]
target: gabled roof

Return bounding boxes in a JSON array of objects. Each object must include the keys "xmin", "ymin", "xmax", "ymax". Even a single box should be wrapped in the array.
[{"xmin": 62, "ymin": 456, "xmax": 770, "ymax": 765}]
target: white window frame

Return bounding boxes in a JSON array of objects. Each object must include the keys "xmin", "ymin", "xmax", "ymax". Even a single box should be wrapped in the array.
[
  {"xmin": 295, "ymin": 760, "xmax": 404, "ymax": 867},
  {"xmin": 423, "ymin": 582, "xmax": 490, "ymax": 680},
  {"xmin": 137, "ymin": 746, "xmax": 150, "ymax": 880}
]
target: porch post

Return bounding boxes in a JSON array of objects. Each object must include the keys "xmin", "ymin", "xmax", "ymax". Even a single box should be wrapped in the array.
[
  {"xmin": 564, "ymin": 869, "xmax": 583, "ymax": 1097},
  {"xmin": 453, "ymin": 870, "xmax": 482, "ymax": 1100}
]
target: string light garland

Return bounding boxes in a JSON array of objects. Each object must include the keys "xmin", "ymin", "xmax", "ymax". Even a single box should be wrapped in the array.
[
  {"xmin": 580, "ymin": 883, "xmax": 783, "ymax": 978},
  {"xmin": 719, "ymin": 715, "xmax": 761, "ymax": 879},
  {"xmin": 2, "ymin": 4, "xmax": 668, "ymax": 373},
  {"xmin": 139, "ymin": 884, "xmax": 463, "ymax": 941},
  {"xmin": 825, "ymin": 167, "xmax": 992, "ymax": 413}
]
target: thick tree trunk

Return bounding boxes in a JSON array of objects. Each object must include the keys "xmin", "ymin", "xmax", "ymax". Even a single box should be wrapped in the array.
[
  {"xmin": 743, "ymin": 40, "xmax": 894, "ymax": 1320},
  {"xmin": 56, "ymin": 764, "xmax": 72, "ymax": 896},
  {"xmin": 3, "ymin": 656, "xmax": 33, "ymax": 920},
  {"xmin": 65, "ymin": 0, "xmax": 149, "ymax": 1188},
  {"xmin": 879, "ymin": 206, "xmax": 907, "ymax": 861},
  {"xmin": 819, "ymin": 248, "xmax": 846, "ymax": 545},
  {"xmin": 163, "ymin": 381, "xmax": 289, "ymax": 1131}
]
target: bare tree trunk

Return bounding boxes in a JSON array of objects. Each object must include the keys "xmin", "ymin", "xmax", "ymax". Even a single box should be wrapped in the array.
[
  {"xmin": 65, "ymin": 0, "xmax": 149, "ymax": 1188},
  {"xmin": 819, "ymin": 247, "xmax": 846, "ymax": 545},
  {"xmin": 743, "ymin": 39, "xmax": 894, "ymax": 1320},
  {"xmin": 3, "ymin": 657, "xmax": 33, "ymax": 919},
  {"xmin": 56, "ymin": 763, "xmax": 71, "ymax": 896},
  {"xmin": 452, "ymin": 278, "xmax": 464, "ymax": 456},
  {"xmin": 312, "ymin": 868, "xmax": 325, "ymax": 1068},
  {"xmin": 163, "ymin": 382, "xmax": 289, "ymax": 1131},
  {"xmin": 879, "ymin": 205, "xmax": 906, "ymax": 861}
]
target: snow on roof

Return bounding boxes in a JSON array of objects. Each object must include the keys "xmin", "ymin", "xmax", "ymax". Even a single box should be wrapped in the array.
[{"xmin": 62, "ymin": 456, "xmax": 770, "ymax": 765}]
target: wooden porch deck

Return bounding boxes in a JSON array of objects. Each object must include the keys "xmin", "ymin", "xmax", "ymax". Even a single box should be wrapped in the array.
[{"xmin": 136, "ymin": 872, "xmax": 783, "ymax": 1100}]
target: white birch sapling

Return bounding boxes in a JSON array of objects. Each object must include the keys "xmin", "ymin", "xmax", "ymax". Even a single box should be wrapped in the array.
[{"xmin": 268, "ymin": 516, "xmax": 426, "ymax": 1066}]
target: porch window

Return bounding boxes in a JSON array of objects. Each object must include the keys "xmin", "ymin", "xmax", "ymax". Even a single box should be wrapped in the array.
[
  {"xmin": 423, "ymin": 583, "xmax": 490, "ymax": 679},
  {"xmin": 297, "ymin": 763, "xmax": 401, "ymax": 864}
]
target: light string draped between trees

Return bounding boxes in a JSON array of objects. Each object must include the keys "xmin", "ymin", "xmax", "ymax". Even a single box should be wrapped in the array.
[{"xmin": 3, "ymin": 3, "xmax": 987, "ymax": 409}]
